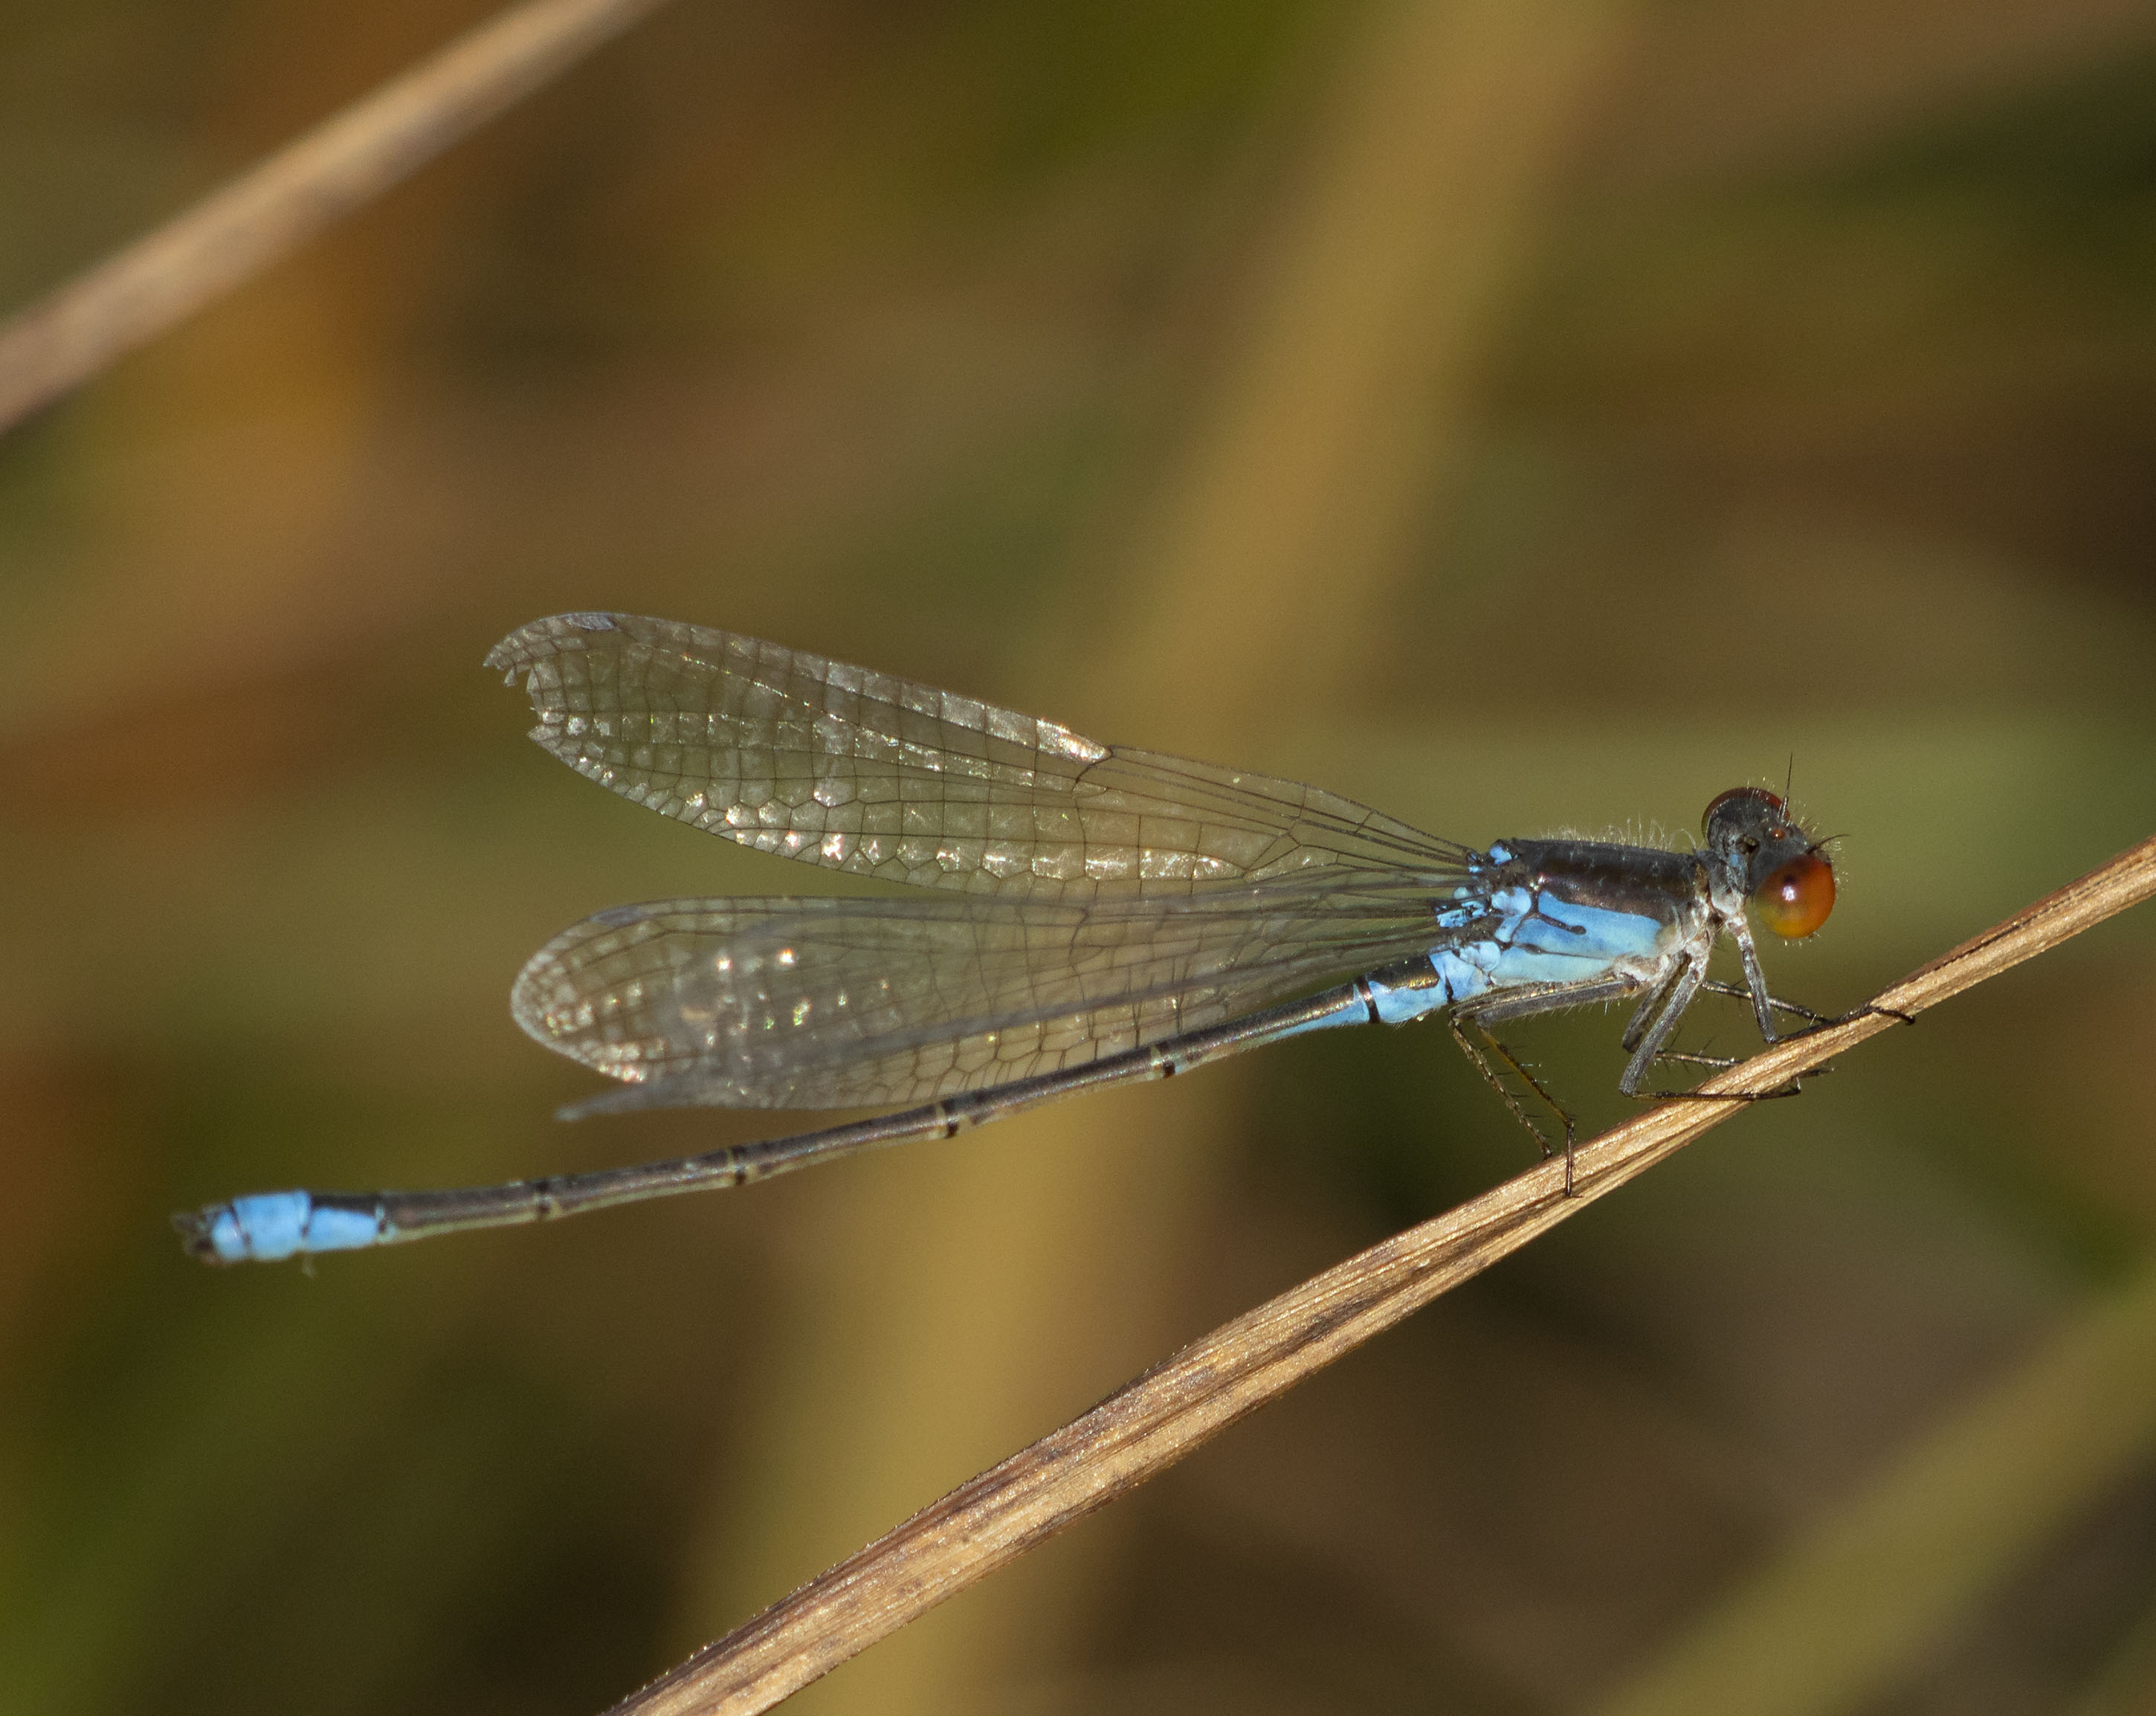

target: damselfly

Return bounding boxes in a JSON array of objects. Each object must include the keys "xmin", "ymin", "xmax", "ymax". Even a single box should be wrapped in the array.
[{"xmin": 178, "ymin": 613, "xmax": 1839, "ymax": 1264}]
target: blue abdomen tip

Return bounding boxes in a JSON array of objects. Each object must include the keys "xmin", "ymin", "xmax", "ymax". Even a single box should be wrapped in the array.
[
  {"xmin": 213, "ymin": 1193, "xmax": 315, "ymax": 1262},
  {"xmin": 189, "ymin": 1194, "xmax": 386, "ymax": 1262}
]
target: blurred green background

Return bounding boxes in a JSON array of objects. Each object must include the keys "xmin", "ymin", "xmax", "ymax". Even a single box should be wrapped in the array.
[{"xmin": 4, "ymin": 1, "xmax": 2156, "ymax": 1712}]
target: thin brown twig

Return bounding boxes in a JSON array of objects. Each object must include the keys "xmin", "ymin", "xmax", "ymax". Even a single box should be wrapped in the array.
[
  {"xmin": 0, "ymin": 0, "xmax": 673, "ymax": 436},
  {"xmin": 609, "ymin": 830, "xmax": 2156, "ymax": 1716}
]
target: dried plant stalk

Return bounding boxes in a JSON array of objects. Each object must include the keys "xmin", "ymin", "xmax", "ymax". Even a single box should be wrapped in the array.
[
  {"xmin": 0, "ymin": 0, "xmax": 671, "ymax": 434},
  {"xmin": 610, "ymin": 830, "xmax": 2156, "ymax": 1716}
]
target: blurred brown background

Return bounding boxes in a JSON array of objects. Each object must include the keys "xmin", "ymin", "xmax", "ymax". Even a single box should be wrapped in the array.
[{"xmin": 5, "ymin": 1, "xmax": 2156, "ymax": 1712}]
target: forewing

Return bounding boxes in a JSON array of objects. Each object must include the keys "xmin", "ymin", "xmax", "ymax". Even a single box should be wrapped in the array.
[
  {"xmin": 511, "ymin": 877, "xmax": 1454, "ymax": 1114},
  {"xmin": 487, "ymin": 613, "xmax": 1467, "ymax": 898}
]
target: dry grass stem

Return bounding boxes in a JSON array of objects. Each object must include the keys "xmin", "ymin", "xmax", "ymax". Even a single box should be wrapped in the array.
[
  {"xmin": 0, "ymin": 0, "xmax": 671, "ymax": 435},
  {"xmin": 608, "ymin": 831, "xmax": 2156, "ymax": 1716}
]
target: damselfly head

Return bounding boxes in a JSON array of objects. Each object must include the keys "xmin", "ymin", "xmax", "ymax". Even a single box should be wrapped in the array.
[{"xmin": 1701, "ymin": 787, "xmax": 1836, "ymax": 938}]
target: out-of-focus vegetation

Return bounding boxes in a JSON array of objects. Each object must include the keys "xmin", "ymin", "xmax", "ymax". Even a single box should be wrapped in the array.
[{"xmin": 3, "ymin": 3, "xmax": 2155, "ymax": 1713}]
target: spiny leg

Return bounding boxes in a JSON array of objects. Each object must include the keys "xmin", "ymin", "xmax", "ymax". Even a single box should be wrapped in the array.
[
  {"xmin": 1446, "ymin": 1013, "xmax": 1581, "ymax": 1193},
  {"xmin": 1624, "ymin": 1033, "xmax": 1814, "ymax": 1104},
  {"xmin": 1653, "ymin": 1046, "xmax": 1824, "ymax": 1083},
  {"xmin": 1618, "ymin": 956, "xmax": 1818, "ymax": 1101},
  {"xmin": 1683, "ymin": 982, "xmax": 1913, "ymax": 1093},
  {"xmin": 1616, "ymin": 952, "xmax": 1758, "ymax": 1104},
  {"xmin": 1697, "ymin": 978, "xmax": 1914, "ymax": 1034},
  {"xmin": 1624, "ymin": 1037, "xmax": 1813, "ymax": 1103},
  {"xmin": 1696, "ymin": 978, "xmax": 1830, "ymax": 1028},
  {"xmin": 1448, "ymin": 973, "xmax": 1652, "ymax": 1197}
]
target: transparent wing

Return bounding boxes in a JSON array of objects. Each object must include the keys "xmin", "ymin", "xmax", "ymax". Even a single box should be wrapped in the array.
[
  {"xmin": 511, "ymin": 873, "xmax": 1470, "ymax": 1114},
  {"xmin": 486, "ymin": 613, "xmax": 1469, "ymax": 898}
]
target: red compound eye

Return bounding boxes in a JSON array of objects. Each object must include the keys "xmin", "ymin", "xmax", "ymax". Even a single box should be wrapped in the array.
[{"xmin": 1757, "ymin": 851, "xmax": 1835, "ymax": 938}]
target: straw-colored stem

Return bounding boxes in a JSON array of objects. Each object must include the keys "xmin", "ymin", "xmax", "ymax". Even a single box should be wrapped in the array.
[
  {"xmin": 607, "ymin": 830, "xmax": 2156, "ymax": 1716},
  {"xmin": 0, "ymin": 0, "xmax": 671, "ymax": 434}
]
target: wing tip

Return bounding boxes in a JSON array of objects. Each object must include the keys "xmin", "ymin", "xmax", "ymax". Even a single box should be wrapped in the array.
[{"xmin": 482, "ymin": 612, "xmax": 625, "ymax": 677}]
